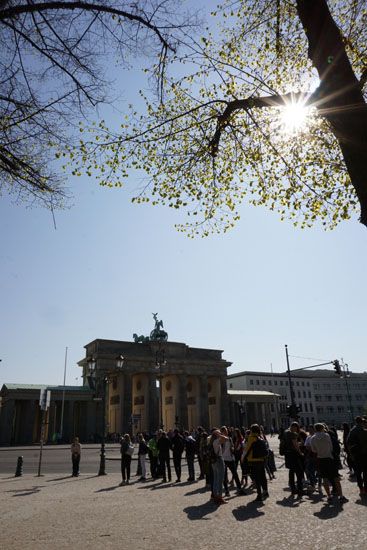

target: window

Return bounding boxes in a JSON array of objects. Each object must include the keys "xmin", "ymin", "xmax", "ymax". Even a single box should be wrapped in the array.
[
  {"xmin": 325, "ymin": 395, "xmax": 332, "ymax": 402},
  {"xmin": 335, "ymin": 395, "xmax": 343, "ymax": 401},
  {"xmin": 326, "ymin": 406, "xmax": 334, "ymax": 413},
  {"xmin": 285, "ymin": 381, "xmax": 288, "ymax": 386},
  {"xmin": 316, "ymin": 406, "xmax": 324, "ymax": 413},
  {"xmin": 308, "ymin": 391, "xmax": 311, "ymax": 398},
  {"xmin": 296, "ymin": 381, "xmax": 300, "ymax": 386},
  {"xmin": 262, "ymin": 380, "xmax": 266, "ymax": 385},
  {"xmin": 307, "ymin": 382, "xmax": 310, "ymax": 387},
  {"xmin": 309, "ymin": 403, "xmax": 313, "ymax": 412},
  {"xmin": 304, "ymin": 403, "xmax": 308, "ymax": 412},
  {"xmin": 250, "ymin": 379, "xmax": 254, "ymax": 385},
  {"xmin": 298, "ymin": 391, "xmax": 301, "ymax": 398},
  {"xmin": 256, "ymin": 380, "xmax": 259, "ymax": 385},
  {"xmin": 229, "ymin": 383, "xmax": 233, "ymax": 389},
  {"xmin": 303, "ymin": 391, "xmax": 306, "ymax": 398},
  {"xmin": 337, "ymin": 406, "xmax": 344, "ymax": 413},
  {"xmin": 301, "ymin": 382, "xmax": 305, "ymax": 387},
  {"xmin": 268, "ymin": 380, "xmax": 272, "ymax": 385},
  {"xmin": 274, "ymin": 381, "xmax": 278, "ymax": 386},
  {"xmin": 280, "ymin": 381, "xmax": 283, "ymax": 386}
]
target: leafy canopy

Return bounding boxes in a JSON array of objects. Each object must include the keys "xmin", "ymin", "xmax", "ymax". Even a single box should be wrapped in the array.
[{"xmin": 70, "ymin": 0, "xmax": 367, "ymax": 236}]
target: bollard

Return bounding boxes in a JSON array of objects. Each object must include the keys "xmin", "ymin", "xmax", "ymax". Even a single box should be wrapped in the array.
[{"xmin": 15, "ymin": 456, "xmax": 23, "ymax": 477}]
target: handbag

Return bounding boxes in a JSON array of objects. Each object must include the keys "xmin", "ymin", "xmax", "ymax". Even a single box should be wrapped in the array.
[{"xmin": 126, "ymin": 444, "xmax": 134, "ymax": 456}]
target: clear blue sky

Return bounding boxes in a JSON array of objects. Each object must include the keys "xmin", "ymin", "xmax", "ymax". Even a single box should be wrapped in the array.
[{"xmin": 1, "ymin": 1, "xmax": 367, "ymax": 387}]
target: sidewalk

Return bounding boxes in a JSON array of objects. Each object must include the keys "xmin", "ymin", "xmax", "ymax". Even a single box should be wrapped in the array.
[{"xmin": 1, "ymin": 467, "xmax": 365, "ymax": 550}]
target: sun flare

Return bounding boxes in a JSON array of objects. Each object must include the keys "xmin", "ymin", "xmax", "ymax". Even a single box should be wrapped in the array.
[{"xmin": 281, "ymin": 101, "xmax": 309, "ymax": 134}]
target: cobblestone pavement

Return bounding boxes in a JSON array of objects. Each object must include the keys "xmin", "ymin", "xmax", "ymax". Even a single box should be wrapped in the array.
[{"xmin": 1, "ymin": 462, "xmax": 366, "ymax": 550}]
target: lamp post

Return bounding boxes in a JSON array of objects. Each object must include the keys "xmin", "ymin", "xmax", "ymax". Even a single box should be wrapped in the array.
[
  {"xmin": 87, "ymin": 354, "xmax": 125, "ymax": 476},
  {"xmin": 155, "ymin": 343, "xmax": 166, "ymax": 430},
  {"xmin": 340, "ymin": 360, "xmax": 354, "ymax": 424},
  {"xmin": 285, "ymin": 345, "xmax": 298, "ymax": 419}
]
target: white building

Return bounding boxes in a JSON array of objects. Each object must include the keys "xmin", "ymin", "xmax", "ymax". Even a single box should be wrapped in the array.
[{"xmin": 227, "ymin": 369, "xmax": 367, "ymax": 428}]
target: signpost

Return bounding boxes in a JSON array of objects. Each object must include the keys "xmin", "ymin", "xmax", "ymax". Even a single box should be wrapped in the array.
[{"xmin": 38, "ymin": 389, "xmax": 51, "ymax": 477}]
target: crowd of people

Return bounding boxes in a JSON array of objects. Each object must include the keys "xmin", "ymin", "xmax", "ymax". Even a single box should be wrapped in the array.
[{"xmin": 71, "ymin": 415, "xmax": 367, "ymax": 508}]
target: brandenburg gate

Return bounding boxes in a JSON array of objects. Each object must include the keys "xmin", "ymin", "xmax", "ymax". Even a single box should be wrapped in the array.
[{"xmin": 78, "ymin": 315, "xmax": 231, "ymax": 434}]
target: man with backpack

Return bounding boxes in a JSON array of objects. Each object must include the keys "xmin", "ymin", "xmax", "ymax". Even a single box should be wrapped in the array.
[
  {"xmin": 242, "ymin": 423, "xmax": 269, "ymax": 502},
  {"xmin": 347, "ymin": 416, "xmax": 367, "ymax": 497}
]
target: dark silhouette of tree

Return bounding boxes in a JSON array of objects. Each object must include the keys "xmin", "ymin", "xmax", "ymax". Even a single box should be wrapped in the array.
[{"xmin": 0, "ymin": 1, "xmax": 189, "ymax": 208}]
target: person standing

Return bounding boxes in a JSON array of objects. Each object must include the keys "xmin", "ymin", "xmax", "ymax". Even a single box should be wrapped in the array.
[
  {"xmin": 171, "ymin": 429, "xmax": 185, "ymax": 482},
  {"xmin": 211, "ymin": 429, "xmax": 227, "ymax": 505},
  {"xmin": 148, "ymin": 432, "xmax": 159, "ymax": 479},
  {"xmin": 184, "ymin": 431, "xmax": 196, "ymax": 482},
  {"xmin": 242, "ymin": 424, "xmax": 269, "ymax": 502},
  {"xmin": 71, "ymin": 437, "xmax": 81, "ymax": 477},
  {"xmin": 347, "ymin": 416, "xmax": 367, "ymax": 497},
  {"xmin": 220, "ymin": 426, "xmax": 243, "ymax": 496},
  {"xmin": 311, "ymin": 423, "xmax": 348, "ymax": 504},
  {"xmin": 137, "ymin": 433, "xmax": 149, "ymax": 481},
  {"xmin": 120, "ymin": 433, "xmax": 134, "ymax": 485},
  {"xmin": 157, "ymin": 430, "xmax": 171, "ymax": 482},
  {"xmin": 283, "ymin": 421, "xmax": 305, "ymax": 497}
]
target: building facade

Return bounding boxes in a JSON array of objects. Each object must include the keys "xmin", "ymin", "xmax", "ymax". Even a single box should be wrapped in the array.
[
  {"xmin": 0, "ymin": 384, "xmax": 95, "ymax": 445},
  {"xmin": 227, "ymin": 369, "xmax": 367, "ymax": 427},
  {"xmin": 78, "ymin": 338, "xmax": 232, "ymax": 435}
]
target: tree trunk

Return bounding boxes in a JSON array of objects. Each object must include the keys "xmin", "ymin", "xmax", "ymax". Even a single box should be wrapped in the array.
[{"xmin": 297, "ymin": 0, "xmax": 367, "ymax": 226}]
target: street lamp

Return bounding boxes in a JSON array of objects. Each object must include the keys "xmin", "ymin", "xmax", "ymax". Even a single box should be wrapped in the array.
[
  {"xmin": 87, "ymin": 354, "xmax": 125, "ymax": 476},
  {"xmin": 339, "ymin": 360, "xmax": 354, "ymax": 424},
  {"xmin": 155, "ymin": 343, "xmax": 166, "ymax": 430}
]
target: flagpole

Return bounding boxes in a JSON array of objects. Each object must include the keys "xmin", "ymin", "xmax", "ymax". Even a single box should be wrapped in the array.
[{"xmin": 59, "ymin": 346, "xmax": 68, "ymax": 440}]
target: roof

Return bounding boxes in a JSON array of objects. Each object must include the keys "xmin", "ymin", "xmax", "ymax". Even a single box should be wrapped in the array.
[
  {"xmin": 1, "ymin": 384, "xmax": 91, "ymax": 392},
  {"xmin": 228, "ymin": 390, "xmax": 280, "ymax": 397}
]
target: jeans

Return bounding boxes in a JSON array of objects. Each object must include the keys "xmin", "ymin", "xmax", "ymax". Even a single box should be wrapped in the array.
[
  {"xmin": 139, "ymin": 454, "xmax": 147, "ymax": 478},
  {"xmin": 212, "ymin": 458, "xmax": 225, "ymax": 497},
  {"xmin": 223, "ymin": 460, "xmax": 241, "ymax": 492},
  {"xmin": 159, "ymin": 454, "xmax": 171, "ymax": 481},
  {"xmin": 72, "ymin": 454, "xmax": 80, "ymax": 476},
  {"xmin": 250, "ymin": 461, "xmax": 268, "ymax": 495},
  {"xmin": 173, "ymin": 453, "xmax": 182, "ymax": 480},
  {"xmin": 285, "ymin": 452, "xmax": 304, "ymax": 493},
  {"xmin": 187, "ymin": 454, "xmax": 195, "ymax": 480},
  {"xmin": 121, "ymin": 454, "xmax": 131, "ymax": 481}
]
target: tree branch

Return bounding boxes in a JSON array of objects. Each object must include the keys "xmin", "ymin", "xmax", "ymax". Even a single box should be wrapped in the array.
[{"xmin": 0, "ymin": 1, "xmax": 174, "ymax": 52}]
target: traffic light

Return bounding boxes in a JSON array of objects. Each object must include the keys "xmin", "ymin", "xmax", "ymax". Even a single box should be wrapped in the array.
[
  {"xmin": 286, "ymin": 404, "xmax": 300, "ymax": 418},
  {"xmin": 333, "ymin": 360, "xmax": 342, "ymax": 376}
]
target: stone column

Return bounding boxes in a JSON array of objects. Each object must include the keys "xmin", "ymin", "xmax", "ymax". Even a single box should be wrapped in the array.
[
  {"xmin": 176, "ymin": 374, "xmax": 188, "ymax": 430},
  {"xmin": 122, "ymin": 373, "xmax": 132, "ymax": 434},
  {"xmin": 0, "ymin": 399, "xmax": 15, "ymax": 445},
  {"xmin": 198, "ymin": 375, "xmax": 209, "ymax": 428},
  {"xmin": 23, "ymin": 400, "xmax": 37, "ymax": 444},
  {"xmin": 219, "ymin": 375, "xmax": 229, "ymax": 426},
  {"xmin": 147, "ymin": 373, "xmax": 158, "ymax": 433}
]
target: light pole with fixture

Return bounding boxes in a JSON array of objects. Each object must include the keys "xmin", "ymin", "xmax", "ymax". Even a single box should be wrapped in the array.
[
  {"xmin": 87, "ymin": 354, "xmax": 125, "ymax": 476},
  {"xmin": 155, "ymin": 343, "xmax": 166, "ymax": 430}
]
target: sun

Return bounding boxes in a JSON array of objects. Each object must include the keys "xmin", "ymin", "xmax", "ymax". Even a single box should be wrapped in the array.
[{"xmin": 280, "ymin": 101, "xmax": 309, "ymax": 134}]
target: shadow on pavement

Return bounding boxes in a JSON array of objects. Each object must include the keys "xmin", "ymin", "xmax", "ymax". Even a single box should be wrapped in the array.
[
  {"xmin": 276, "ymin": 496, "xmax": 303, "ymax": 508},
  {"xmin": 46, "ymin": 475, "xmax": 73, "ymax": 482},
  {"xmin": 232, "ymin": 500, "xmax": 265, "ymax": 521},
  {"xmin": 313, "ymin": 502, "xmax": 343, "ymax": 519},
  {"xmin": 46, "ymin": 475, "xmax": 97, "ymax": 485},
  {"xmin": 184, "ymin": 486, "xmax": 208, "ymax": 496},
  {"xmin": 7, "ymin": 485, "xmax": 44, "ymax": 497},
  {"xmin": 95, "ymin": 485, "xmax": 121, "ymax": 493},
  {"xmin": 183, "ymin": 501, "xmax": 217, "ymax": 520}
]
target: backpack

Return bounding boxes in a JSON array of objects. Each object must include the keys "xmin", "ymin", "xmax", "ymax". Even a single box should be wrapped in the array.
[
  {"xmin": 203, "ymin": 441, "xmax": 218, "ymax": 464},
  {"xmin": 279, "ymin": 438, "xmax": 286, "ymax": 456},
  {"xmin": 251, "ymin": 437, "xmax": 269, "ymax": 459}
]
